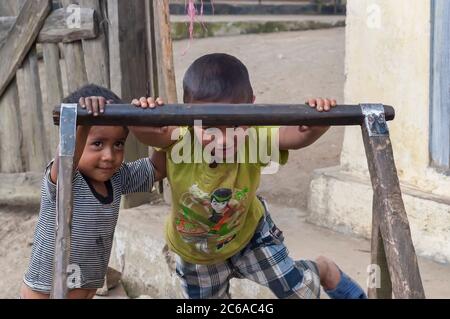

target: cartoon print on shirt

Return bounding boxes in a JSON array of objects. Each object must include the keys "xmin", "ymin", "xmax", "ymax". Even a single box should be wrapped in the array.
[{"xmin": 176, "ymin": 184, "xmax": 249, "ymax": 253}]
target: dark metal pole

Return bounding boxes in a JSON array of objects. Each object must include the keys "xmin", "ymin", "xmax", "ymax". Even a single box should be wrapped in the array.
[{"xmin": 53, "ymin": 104, "xmax": 395, "ymax": 127}]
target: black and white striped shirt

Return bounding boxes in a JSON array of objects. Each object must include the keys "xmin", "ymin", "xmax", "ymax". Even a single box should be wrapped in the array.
[{"xmin": 24, "ymin": 158, "xmax": 155, "ymax": 293}]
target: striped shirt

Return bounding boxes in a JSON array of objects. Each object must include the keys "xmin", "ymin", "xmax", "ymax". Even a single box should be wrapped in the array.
[{"xmin": 23, "ymin": 158, "xmax": 155, "ymax": 293}]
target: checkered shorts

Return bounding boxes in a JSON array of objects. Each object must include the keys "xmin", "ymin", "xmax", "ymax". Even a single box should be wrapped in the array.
[{"xmin": 175, "ymin": 199, "xmax": 321, "ymax": 299}]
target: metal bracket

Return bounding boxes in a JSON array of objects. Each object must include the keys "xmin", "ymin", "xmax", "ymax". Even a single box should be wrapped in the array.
[
  {"xmin": 59, "ymin": 104, "xmax": 77, "ymax": 156},
  {"xmin": 361, "ymin": 104, "xmax": 389, "ymax": 137}
]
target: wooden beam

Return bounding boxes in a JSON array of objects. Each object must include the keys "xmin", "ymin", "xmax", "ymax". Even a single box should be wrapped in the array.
[
  {"xmin": 53, "ymin": 104, "xmax": 395, "ymax": 127},
  {"xmin": 153, "ymin": 0, "xmax": 177, "ymax": 104},
  {"xmin": 0, "ymin": 0, "xmax": 52, "ymax": 97},
  {"xmin": 38, "ymin": 7, "xmax": 98, "ymax": 43},
  {"xmin": 362, "ymin": 112, "xmax": 425, "ymax": 299}
]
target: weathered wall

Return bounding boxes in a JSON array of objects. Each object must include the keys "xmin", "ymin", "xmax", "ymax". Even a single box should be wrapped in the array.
[{"xmin": 308, "ymin": 0, "xmax": 450, "ymax": 264}]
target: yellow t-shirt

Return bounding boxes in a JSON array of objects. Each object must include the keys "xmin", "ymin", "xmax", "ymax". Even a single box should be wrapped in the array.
[{"xmin": 163, "ymin": 126, "xmax": 288, "ymax": 265}]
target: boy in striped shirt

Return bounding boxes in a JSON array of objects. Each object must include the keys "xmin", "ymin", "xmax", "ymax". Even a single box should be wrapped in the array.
[{"xmin": 21, "ymin": 84, "xmax": 165, "ymax": 299}]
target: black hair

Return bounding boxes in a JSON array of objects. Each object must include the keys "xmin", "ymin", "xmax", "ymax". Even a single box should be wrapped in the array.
[
  {"xmin": 62, "ymin": 84, "xmax": 122, "ymax": 104},
  {"xmin": 183, "ymin": 53, "xmax": 254, "ymax": 104}
]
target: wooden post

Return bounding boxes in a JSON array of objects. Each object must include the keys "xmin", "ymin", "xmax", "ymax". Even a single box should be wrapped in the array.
[
  {"xmin": 108, "ymin": 0, "xmax": 152, "ymax": 209},
  {"xmin": 149, "ymin": 0, "xmax": 178, "ymax": 200},
  {"xmin": 16, "ymin": 47, "xmax": 49, "ymax": 171},
  {"xmin": 51, "ymin": 104, "xmax": 77, "ymax": 299},
  {"xmin": 43, "ymin": 43, "xmax": 64, "ymax": 157},
  {"xmin": 80, "ymin": 0, "xmax": 110, "ymax": 88},
  {"xmin": 153, "ymin": 0, "xmax": 178, "ymax": 104},
  {"xmin": 361, "ymin": 104, "xmax": 425, "ymax": 299}
]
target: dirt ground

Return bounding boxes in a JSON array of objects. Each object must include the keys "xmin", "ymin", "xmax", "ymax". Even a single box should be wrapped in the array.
[{"xmin": 0, "ymin": 28, "xmax": 346, "ymax": 298}]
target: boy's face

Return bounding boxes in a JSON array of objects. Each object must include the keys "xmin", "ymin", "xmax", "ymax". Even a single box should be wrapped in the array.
[
  {"xmin": 192, "ymin": 97, "xmax": 255, "ymax": 161},
  {"xmin": 78, "ymin": 126, "xmax": 128, "ymax": 182},
  {"xmin": 194, "ymin": 124, "xmax": 249, "ymax": 161}
]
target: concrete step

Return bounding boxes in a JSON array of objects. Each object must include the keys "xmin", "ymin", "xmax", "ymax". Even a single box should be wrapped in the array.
[
  {"xmin": 171, "ymin": 14, "xmax": 345, "ymax": 40},
  {"xmin": 110, "ymin": 202, "xmax": 450, "ymax": 298},
  {"xmin": 169, "ymin": 1, "xmax": 346, "ymax": 15}
]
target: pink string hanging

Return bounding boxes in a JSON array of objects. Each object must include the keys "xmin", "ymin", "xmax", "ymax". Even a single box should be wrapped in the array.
[{"xmin": 183, "ymin": 0, "xmax": 214, "ymax": 54}]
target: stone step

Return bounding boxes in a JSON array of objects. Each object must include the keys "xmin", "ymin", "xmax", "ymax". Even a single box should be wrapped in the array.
[
  {"xmin": 169, "ymin": 1, "xmax": 346, "ymax": 15},
  {"xmin": 171, "ymin": 15, "xmax": 345, "ymax": 40},
  {"xmin": 109, "ymin": 202, "xmax": 450, "ymax": 298}
]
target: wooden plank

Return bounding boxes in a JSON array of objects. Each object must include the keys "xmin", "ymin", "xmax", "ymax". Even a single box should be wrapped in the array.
[
  {"xmin": 362, "ymin": 120, "xmax": 425, "ymax": 299},
  {"xmin": 38, "ymin": 7, "xmax": 98, "ymax": 43},
  {"xmin": 63, "ymin": 43, "xmax": 88, "ymax": 94},
  {"xmin": 16, "ymin": 47, "xmax": 49, "ymax": 172},
  {"xmin": 0, "ymin": 17, "xmax": 15, "ymax": 45},
  {"xmin": 80, "ymin": 0, "xmax": 110, "ymax": 88},
  {"xmin": 108, "ymin": 0, "xmax": 153, "ymax": 209},
  {"xmin": 0, "ymin": 79, "xmax": 24, "ymax": 173},
  {"xmin": 0, "ymin": 0, "xmax": 26, "ymax": 16},
  {"xmin": 0, "ymin": 0, "xmax": 52, "ymax": 97},
  {"xmin": 61, "ymin": 0, "xmax": 88, "ymax": 94},
  {"xmin": 43, "ymin": 43, "xmax": 63, "ymax": 157}
]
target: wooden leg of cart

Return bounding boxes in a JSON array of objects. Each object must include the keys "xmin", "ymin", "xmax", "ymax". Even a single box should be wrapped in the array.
[
  {"xmin": 361, "ymin": 104, "xmax": 425, "ymax": 299},
  {"xmin": 51, "ymin": 104, "xmax": 77, "ymax": 299}
]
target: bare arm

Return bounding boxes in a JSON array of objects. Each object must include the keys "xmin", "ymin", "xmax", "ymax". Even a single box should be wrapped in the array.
[
  {"xmin": 279, "ymin": 126, "xmax": 329, "ymax": 150},
  {"xmin": 278, "ymin": 98, "xmax": 336, "ymax": 150},
  {"xmin": 130, "ymin": 97, "xmax": 178, "ymax": 149},
  {"xmin": 129, "ymin": 126, "xmax": 178, "ymax": 149},
  {"xmin": 150, "ymin": 150, "xmax": 167, "ymax": 182}
]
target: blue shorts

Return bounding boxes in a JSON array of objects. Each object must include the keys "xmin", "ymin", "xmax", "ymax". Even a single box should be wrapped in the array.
[{"xmin": 175, "ymin": 199, "xmax": 321, "ymax": 299}]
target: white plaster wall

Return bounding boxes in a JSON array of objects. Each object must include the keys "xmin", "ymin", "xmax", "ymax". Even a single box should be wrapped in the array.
[{"xmin": 341, "ymin": 0, "xmax": 449, "ymax": 197}]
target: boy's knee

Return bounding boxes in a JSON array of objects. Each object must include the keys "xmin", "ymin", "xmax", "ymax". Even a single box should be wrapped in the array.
[{"xmin": 314, "ymin": 256, "xmax": 340, "ymax": 290}]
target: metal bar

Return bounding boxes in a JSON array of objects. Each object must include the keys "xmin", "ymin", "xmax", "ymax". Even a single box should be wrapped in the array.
[
  {"xmin": 53, "ymin": 104, "xmax": 395, "ymax": 127},
  {"xmin": 361, "ymin": 104, "xmax": 425, "ymax": 299},
  {"xmin": 51, "ymin": 104, "xmax": 77, "ymax": 299}
]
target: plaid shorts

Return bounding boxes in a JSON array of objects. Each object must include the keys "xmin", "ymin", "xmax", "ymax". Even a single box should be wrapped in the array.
[{"xmin": 175, "ymin": 199, "xmax": 321, "ymax": 299}]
